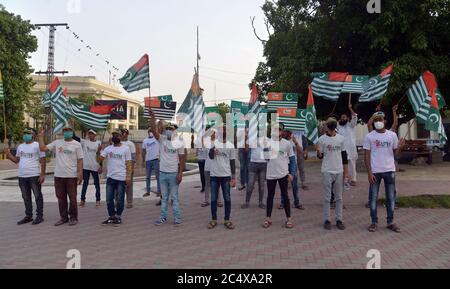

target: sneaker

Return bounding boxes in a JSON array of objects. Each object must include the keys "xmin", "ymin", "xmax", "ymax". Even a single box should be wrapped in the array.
[
  {"xmin": 258, "ymin": 203, "xmax": 266, "ymax": 209},
  {"xmin": 113, "ymin": 217, "xmax": 122, "ymax": 226},
  {"xmin": 324, "ymin": 220, "xmax": 332, "ymax": 230},
  {"xmin": 102, "ymin": 217, "xmax": 116, "ymax": 225},
  {"xmin": 241, "ymin": 203, "xmax": 250, "ymax": 209},
  {"xmin": 154, "ymin": 218, "xmax": 167, "ymax": 226},
  {"xmin": 68, "ymin": 219, "xmax": 78, "ymax": 226},
  {"xmin": 32, "ymin": 216, "xmax": 44, "ymax": 225},
  {"xmin": 336, "ymin": 220, "xmax": 346, "ymax": 230},
  {"xmin": 17, "ymin": 217, "xmax": 33, "ymax": 225},
  {"xmin": 155, "ymin": 200, "xmax": 161, "ymax": 206},
  {"xmin": 79, "ymin": 201, "xmax": 85, "ymax": 208},
  {"xmin": 143, "ymin": 192, "xmax": 151, "ymax": 197},
  {"xmin": 126, "ymin": 203, "xmax": 133, "ymax": 209},
  {"xmin": 173, "ymin": 220, "xmax": 182, "ymax": 226}
]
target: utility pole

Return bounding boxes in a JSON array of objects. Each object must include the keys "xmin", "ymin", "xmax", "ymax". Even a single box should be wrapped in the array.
[
  {"xmin": 34, "ymin": 23, "xmax": 69, "ymax": 141},
  {"xmin": 34, "ymin": 23, "xmax": 69, "ymax": 90}
]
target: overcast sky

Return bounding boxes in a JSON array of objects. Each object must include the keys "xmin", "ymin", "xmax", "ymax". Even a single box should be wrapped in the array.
[{"xmin": 3, "ymin": 0, "xmax": 268, "ymax": 106}]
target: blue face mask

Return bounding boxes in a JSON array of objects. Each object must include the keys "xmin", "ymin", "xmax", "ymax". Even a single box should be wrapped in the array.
[
  {"xmin": 23, "ymin": 134, "xmax": 33, "ymax": 143},
  {"xmin": 63, "ymin": 131, "xmax": 74, "ymax": 139}
]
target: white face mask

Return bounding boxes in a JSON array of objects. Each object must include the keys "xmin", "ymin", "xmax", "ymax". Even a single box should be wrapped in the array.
[{"xmin": 374, "ymin": 121, "xmax": 385, "ymax": 130}]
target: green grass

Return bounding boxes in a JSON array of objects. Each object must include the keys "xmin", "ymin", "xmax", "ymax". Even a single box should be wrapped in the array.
[{"xmin": 379, "ymin": 195, "xmax": 450, "ymax": 209}]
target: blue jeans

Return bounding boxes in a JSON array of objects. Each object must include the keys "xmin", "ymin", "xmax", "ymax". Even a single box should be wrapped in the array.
[
  {"xmin": 160, "ymin": 172, "xmax": 181, "ymax": 222},
  {"xmin": 210, "ymin": 176, "xmax": 231, "ymax": 221},
  {"xmin": 145, "ymin": 159, "xmax": 161, "ymax": 194},
  {"xmin": 106, "ymin": 178, "xmax": 126, "ymax": 217},
  {"xmin": 239, "ymin": 149, "xmax": 249, "ymax": 186},
  {"xmin": 369, "ymin": 172, "xmax": 396, "ymax": 224},
  {"xmin": 81, "ymin": 169, "xmax": 100, "ymax": 201}
]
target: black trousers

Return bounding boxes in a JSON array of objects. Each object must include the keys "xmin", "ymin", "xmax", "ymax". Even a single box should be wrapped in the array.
[
  {"xmin": 18, "ymin": 176, "xmax": 44, "ymax": 218},
  {"xmin": 198, "ymin": 160, "xmax": 206, "ymax": 190},
  {"xmin": 266, "ymin": 176, "xmax": 291, "ymax": 218}
]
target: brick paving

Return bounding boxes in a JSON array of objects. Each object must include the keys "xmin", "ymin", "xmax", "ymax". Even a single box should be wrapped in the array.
[{"xmin": 0, "ymin": 161, "xmax": 449, "ymax": 269}]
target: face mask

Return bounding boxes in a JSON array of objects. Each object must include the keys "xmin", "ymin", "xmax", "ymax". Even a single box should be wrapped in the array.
[
  {"xmin": 327, "ymin": 123, "xmax": 337, "ymax": 132},
  {"xmin": 164, "ymin": 130, "xmax": 173, "ymax": 139},
  {"xmin": 374, "ymin": 121, "xmax": 385, "ymax": 130},
  {"xmin": 112, "ymin": 137, "xmax": 121, "ymax": 145},
  {"xmin": 23, "ymin": 134, "xmax": 33, "ymax": 142},
  {"xmin": 339, "ymin": 120, "xmax": 348, "ymax": 126},
  {"xmin": 148, "ymin": 133, "xmax": 154, "ymax": 138},
  {"xmin": 63, "ymin": 131, "xmax": 73, "ymax": 139}
]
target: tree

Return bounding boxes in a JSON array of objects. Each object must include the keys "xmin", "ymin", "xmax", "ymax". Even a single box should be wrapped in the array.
[
  {"xmin": 25, "ymin": 91, "xmax": 46, "ymax": 129},
  {"xmin": 254, "ymin": 0, "xmax": 450, "ymax": 124},
  {"xmin": 0, "ymin": 5, "xmax": 37, "ymax": 141},
  {"xmin": 138, "ymin": 105, "xmax": 148, "ymax": 130},
  {"xmin": 217, "ymin": 102, "xmax": 231, "ymax": 123}
]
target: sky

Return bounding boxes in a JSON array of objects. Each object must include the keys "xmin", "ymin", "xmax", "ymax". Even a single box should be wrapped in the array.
[{"xmin": 2, "ymin": 0, "xmax": 268, "ymax": 106}]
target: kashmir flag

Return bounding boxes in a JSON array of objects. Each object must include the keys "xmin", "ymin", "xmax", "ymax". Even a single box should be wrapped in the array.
[
  {"xmin": 0, "ymin": 70, "xmax": 4, "ymax": 101},
  {"xmin": 267, "ymin": 93, "xmax": 299, "ymax": 111},
  {"xmin": 177, "ymin": 73, "xmax": 205, "ymax": 132},
  {"xmin": 119, "ymin": 54, "xmax": 150, "ymax": 93},
  {"xmin": 311, "ymin": 72, "xmax": 349, "ymax": 101},
  {"xmin": 342, "ymin": 75, "xmax": 370, "ymax": 94},
  {"xmin": 144, "ymin": 97, "xmax": 176, "ymax": 120},
  {"xmin": 407, "ymin": 71, "xmax": 447, "ymax": 144},
  {"xmin": 66, "ymin": 98, "xmax": 110, "ymax": 130},
  {"xmin": 303, "ymin": 84, "xmax": 319, "ymax": 144},
  {"xmin": 49, "ymin": 77, "xmax": 68, "ymax": 133},
  {"xmin": 359, "ymin": 64, "xmax": 394, "ymax": 102},
  {"xmin": 277, "ymin": 108, "xmax": 306, "ymax": 131}
]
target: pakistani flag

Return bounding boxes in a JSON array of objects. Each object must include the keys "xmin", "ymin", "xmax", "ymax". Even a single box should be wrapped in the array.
[
  {"xmin": 342, "ymin": 75, "xmax": 370, "ymax": 94},
  {"xmin": 0, "ymin": 70, "xmax": 4, "ymax": 101},
  {"xmin": 303, "ymin": 84, "xmax": 319, "ymax": 144},
  {"xmin": 66, "ymin": 98, "xmax": 110, "ymax": 131},
  {"xmin": 177, "ymin": 73, "xmax": 204, "ymax": 132},
  {"xmin": 144, "ymin": 95, "xmax": 174, "ymax": 119},
  {"xmin": 119, "ymin": 54, "xmax": 150, "ymax": 93},
  {"xmin": 311, "ymin": 72, "xmax": 349, "ymax": 101},
  {"xmin": 359, "ymin": 64, "xmax": 394, "ymax": 102},
  {"xmin": 407, "ymin": 71, "xmax": 447, "ymax": 144},
  {"xmin": 49, "ymin": 77, "xmax": 68, "ymax": 134},
  {"xmin": 267, "ymin": 93, "xmax": 299, "ymax": 111}
]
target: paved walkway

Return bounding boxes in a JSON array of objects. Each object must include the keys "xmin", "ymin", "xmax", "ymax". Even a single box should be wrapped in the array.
[{"xmin": 1, "ymin": 161, "xmax": 449, "ymax": 269}]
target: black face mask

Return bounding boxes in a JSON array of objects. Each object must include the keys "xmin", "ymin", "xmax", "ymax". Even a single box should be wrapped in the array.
[
  {"xmin": 339, "ymin": 120, "xmax": 348, "ymax": 126},
  {"xmin": 112, "ymin": 137, "xmax": 121, "ymax": 145},
  {"xmin": 327, "ymin": 124, "xmax": 337, "ymax": 132}
]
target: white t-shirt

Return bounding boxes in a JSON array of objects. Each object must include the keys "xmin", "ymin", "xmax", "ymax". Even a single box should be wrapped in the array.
[
  {"xmin": 81, "ymin": 139, "xmax": 101, "ymax": 172},
  {"xmin": 363, "ymin": 130, "xmax": 399, "ymax": 173},
  {"xmin": 159, "ymin": 134, "xmax": 185, "ymax": 173},
  {"xmin": 101, "ymin": 144, "xmax": 132, "ymax": 181},
  {"xmin": 16, "ymin": 142, "xmax": 46, "ymax": 178},
  {"xmin": 209, "ymin": 141, "xmax": 236, "ymax": 177},
  {"xmin": 266, "ymin": 138, "xmax": 295, "ymax": 180},
  {"xmin": 337, "ymin": 114, "xmax": 358, "ymax": 160},
  {"xmin": 142, "ymin": 137, "xmax": 159, "ymax": 161},
  {"xmin": 121, "ymin": 140, "xmax": 136, "ymax": 161},
  {"xmin": 318, "ymin": 134, "xmax": 346, "ymax": 174},
  {"xmin": 47, "ymin": 139, "xmax": 84, "ymax": 178}
]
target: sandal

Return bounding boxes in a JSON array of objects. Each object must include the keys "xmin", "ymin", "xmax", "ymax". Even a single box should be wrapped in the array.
[
  {"xmin": 201, "ymin": 202, "xmax": 210, "ymax": 207},
  {"xmin": 285, "ymin": 220, "xmax": 294, "ymax": 229},
  {"xmin": 224, "ymin": 221, "xmax": 235, "ymax": 230},
  {"xmin": 207, "ymin": 220, "xmax": 218, "ymax": 229},
  {"xmin": 387, "ymin": 223, "xmax": 401, "ymax": 233},
  {"xmin": 368, "ymin": 223, "xmax": 378, "ymax": 232},
  {"xmin": 262, "ymin": 220, "xmax": 272, "ymax": 229}
]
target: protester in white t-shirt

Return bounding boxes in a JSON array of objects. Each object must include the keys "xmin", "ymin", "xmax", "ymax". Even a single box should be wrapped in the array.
[
  {"xmin": 4, "ymin": 128, "xmax": 46, "ymax": 225},
  {"xmin": 316, "ymin": 118, "xmax": 349, "ymax": 231},
  {"xmin": 263, "ymin": 124, "xmax": 296, "ymax": 229},
  {"xmin": 98, "ymin": 130, "xmax": 132, "ymax": 226},
  {"xmin": 79, "ymin": 129, "xmax": 102, "ymax": 207},
  {"xmin": 195, "ymin": 132, "xmax": 209, "ymax": 193},
  {"xmin": 363, "ymin": 113, "xmax": 405, "ymax": 233},
  {"xmin": 206, "ymin": 126, "xmax": 237, "ymax": 230},
  {"xmin": 200, "ymin": 127, "xmax": 223, "ymax": 207},
  {"xmin": 142, "ymin": 129, "xmax": 161, "ymax": 198},
  {"xmin": 39, "ymin": 126, "xmax": 83, "ymax": 227},
  {"xmin": 337, "ymin": 104, "xmax": 358, "ymax": 185},
  {"xmin": 149, "ymin": 110, "xmax": 186, "ymax": 226},
  {"xmin": 120, "ymin": 128, "xmax": 136, "ymax": 209}
]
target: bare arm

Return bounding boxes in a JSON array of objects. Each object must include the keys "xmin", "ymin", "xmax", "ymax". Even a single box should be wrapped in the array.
[
  {"xmin": 149, "ymin": 110, "xmax": 160, "ymax": 140},
  {"xmin": 367, "ymin": 115, "xmax": 375, "ymax": 133},
  {"xmin": 77, "ymin": 159, "xmax": 83, "ymax": 185},
  {"xmin": 4, "ymin": 148, "xmax": 19, "ymax": 164},
  {"xmin": 38, "ymin": 130, "xmax": 50, "ymax": 152},
  {"xmin": 391, "ymin": 105, "xmax": 399, "ymax": 133}
]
